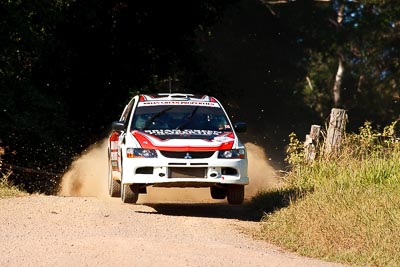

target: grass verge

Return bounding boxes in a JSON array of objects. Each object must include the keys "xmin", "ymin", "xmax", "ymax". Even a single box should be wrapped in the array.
[{"xmin": 250, "ymin": 121, "xmax": 400, "ymax": 267}]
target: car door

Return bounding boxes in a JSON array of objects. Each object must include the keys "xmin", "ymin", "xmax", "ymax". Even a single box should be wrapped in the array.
[{"xmin": 109, "ymin": 97, "xmax": 137, "ymax": 173}]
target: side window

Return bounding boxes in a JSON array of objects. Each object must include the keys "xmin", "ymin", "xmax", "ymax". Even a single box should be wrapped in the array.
[{"xmin": 119, "ymin": 98, "xmax": 136, "ymax": 125}]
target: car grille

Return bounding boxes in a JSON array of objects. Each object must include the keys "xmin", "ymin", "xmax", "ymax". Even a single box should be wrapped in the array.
[
  {"xmin": 168, "ymin": 167, "xmax": 207, "ymax": 178},
  {"xmin": 160, "ymin": 151, "xmax": 214, "ymax": 159}
]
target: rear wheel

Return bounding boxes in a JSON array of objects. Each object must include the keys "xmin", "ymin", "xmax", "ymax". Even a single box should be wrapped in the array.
[
  {"xmin": 227, "ymin": 185, "xmax": 244, "ymax": 205},
  {"xmin": 121, "ymin": 184, "xmax": 139, "ymax": 204},
  {"xmin": 108, "ymin": 157, "xmax": 120, "ymax": 197},
  {"xmin": 210, "ymin": 186, "xmax": 227, "ymax": 199}
]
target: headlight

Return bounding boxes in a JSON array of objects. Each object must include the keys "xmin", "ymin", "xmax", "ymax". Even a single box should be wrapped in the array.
[
  {"xmin": 218, "ymin": 149, "xmax": 246, "ymax": 159},
  {"xmin": 127, "ymin": 148, "xmax": 157, "ymax": 158}
]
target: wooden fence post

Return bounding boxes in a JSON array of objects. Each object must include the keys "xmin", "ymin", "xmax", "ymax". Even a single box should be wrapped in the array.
[
  {"xmin": 324, "ymin": 108, "xmax": 347, "ymax": 155},
  {"xmin": 304, "ymin": 125, "xmax": 321, "ymax": 162}
]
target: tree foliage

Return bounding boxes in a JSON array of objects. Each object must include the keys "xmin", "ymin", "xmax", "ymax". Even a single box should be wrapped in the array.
[
  {"xmin": 0, "ymin": 0, "xmax": 237, "ymax": 193},
  {"xmin": 0, "ymin": 0, "xmax": 399, "ymax": 193},
  {"xmin": 262, "ymin": 0, "xmax": 400, "ymax": 126}
]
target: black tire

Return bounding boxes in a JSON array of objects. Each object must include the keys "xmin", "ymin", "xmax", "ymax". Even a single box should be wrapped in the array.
[
  {"xmin": 210, "ymin": 186, "xmax": 227, "ymax": 199},
  {"xmin": 227, "ymin": 185, "xmax": 244, "ymax": 205},
  {"xmin": 108, "ymin": 157, "xmax": 121, "ymax": 197},
  {"xmin": 121, "ymin": 184, "xmax": 139, "ymax": 204}
]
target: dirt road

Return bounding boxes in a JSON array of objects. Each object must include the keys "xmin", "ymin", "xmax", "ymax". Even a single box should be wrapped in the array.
[
  {"xmin": 0, "ymin": 141, "xmax": 347, "ymax": 266},
  {"xmin": 0, "ymin": 195, "xmax": 346, "ymax": 267}
]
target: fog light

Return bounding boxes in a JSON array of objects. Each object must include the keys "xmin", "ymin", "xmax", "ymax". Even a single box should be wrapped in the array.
[{"xmin": 210, "ymin": 172, "xmax": 218, "ymax": 178}]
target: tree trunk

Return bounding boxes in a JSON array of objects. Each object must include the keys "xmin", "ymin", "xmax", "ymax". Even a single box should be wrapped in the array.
[
  {"xmin": 333, "ymin": 55, "xmax": 344, "ymax": 106},
  {"xmin": 332, "ymin": 3, "xmax": 345, "ymax": 107}
]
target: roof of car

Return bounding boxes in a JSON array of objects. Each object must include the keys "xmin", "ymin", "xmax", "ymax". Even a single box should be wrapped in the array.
[{"xmin": 139, "ymin": 93, "xmax": 217, "ymax": 103}]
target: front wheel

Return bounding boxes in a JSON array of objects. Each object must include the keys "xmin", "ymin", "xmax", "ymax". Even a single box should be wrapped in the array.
[
  {"xmin": 108, "ymin": 157, "xmax": 121, "ymax": 197},
  {"xmin": 121, "ymin": 184, "xmax": 139, "ymax": 204},
  {"xmin": 227, "ymin": 185, "xmax": 244, "ymax": 205}
]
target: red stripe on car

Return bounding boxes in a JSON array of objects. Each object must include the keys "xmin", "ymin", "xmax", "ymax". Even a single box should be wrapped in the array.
[{"xmin": 132, "ymin": 131, "xmax": 234, "ymax": 151}]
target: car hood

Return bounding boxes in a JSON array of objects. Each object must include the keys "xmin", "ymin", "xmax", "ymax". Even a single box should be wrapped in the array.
[{"xmin": 131, "ymin": 130, "xmax": 235, "ymax": 151}]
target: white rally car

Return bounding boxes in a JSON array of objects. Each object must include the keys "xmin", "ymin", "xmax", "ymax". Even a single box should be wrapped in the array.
[{"xmin": 107, "ymin": 93, "xmax": 249, "ymax": 204}]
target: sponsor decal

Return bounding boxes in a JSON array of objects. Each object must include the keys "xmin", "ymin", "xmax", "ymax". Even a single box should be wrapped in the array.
[
  {"xmin": 110, "ymin": 152, "xmax": 118, "ymax": 160},
  {"xmin": 143, "ymin": 129, "xmax": 222, "ymax": 136},
  {"xmin": 110, "ymin": 141, "xmax": 118, "ymax": 150},
  {"xmin": 138, "ymin": 101, "xmax": 219, "ymax": 107},
  {"xmin": 213, "ymin": 135, "xmax": 235, "ymax": 143}
]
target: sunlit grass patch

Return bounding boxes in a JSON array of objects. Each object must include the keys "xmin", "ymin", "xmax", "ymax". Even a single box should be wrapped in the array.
[
  {"xmin": 251, "ymin": 121, "xmax": 400, "ymax": 266},
  {"xmin": 258, "ymin": 182, "xmax": 400, "ymax": 266},
  {"xmin": 0, "ymin": 168, "xmax": 27, "ymax": 198}
]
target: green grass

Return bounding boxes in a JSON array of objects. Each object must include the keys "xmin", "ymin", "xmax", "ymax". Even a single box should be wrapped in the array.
[
  {"xmin": 0, "ymin": 167, "xmax": 27, "ymax": 198},
  {"xmin": 250, "ymin": 121, "xmax": 400, "ymax": 267}
]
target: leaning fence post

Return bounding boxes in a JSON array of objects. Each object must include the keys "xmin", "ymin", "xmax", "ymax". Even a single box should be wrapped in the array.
[
  {"xmin": 304, "ymin": 125, "xmax": 321, "ymax": 162},
  {"xmin": 324, "ymin": 108, "xmax": 347, "ymax": 155}
]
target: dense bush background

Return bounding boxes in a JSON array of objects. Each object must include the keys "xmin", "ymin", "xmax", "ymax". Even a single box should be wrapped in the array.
[{"xmin": 0, "ymin": 0, "xmax": 399, "ymax": 193}]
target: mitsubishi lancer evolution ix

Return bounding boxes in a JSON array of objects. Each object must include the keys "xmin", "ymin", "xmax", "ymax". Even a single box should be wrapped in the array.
[{"xmin": 108, "ymin": 93, "xmax": 249, "ymax": 204}]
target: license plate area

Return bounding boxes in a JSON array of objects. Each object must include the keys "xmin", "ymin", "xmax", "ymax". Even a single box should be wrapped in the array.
[{"xmin": 168, "ymin": 167, "xmax": 207, "ymax": 178}]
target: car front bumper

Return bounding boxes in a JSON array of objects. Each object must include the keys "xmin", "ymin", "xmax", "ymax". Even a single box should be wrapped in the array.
[{"xmin": 120, "ymin": 155, "xmax": 249, "ymax": 187}]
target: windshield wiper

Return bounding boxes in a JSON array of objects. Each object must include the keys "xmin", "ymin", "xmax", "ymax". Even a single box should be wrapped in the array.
[
  {"xmin": 175, "ymin": 106, "xmax": 199, "ymax": 130},
  {"xmin": 142, "ymin": 107, "xmax": 173, "ymax": 130}
]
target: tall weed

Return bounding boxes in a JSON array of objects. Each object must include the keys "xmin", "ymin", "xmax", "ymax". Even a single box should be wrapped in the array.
[
  {"xmin": 0, "ymin": 157, "xmax": 26, "ymax": 198},
  {"xmin": 252, "ymin": 120, "xmax": 400, "ymax": 267}
]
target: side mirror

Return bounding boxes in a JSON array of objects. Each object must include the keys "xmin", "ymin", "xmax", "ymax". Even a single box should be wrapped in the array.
[
  {"xmin": 112, "ymin": 121, "xmax": 125, "ymax": 131},
  {"xmin": 234, "ymin": 122, "xmax": 247, "ymax": 133}
]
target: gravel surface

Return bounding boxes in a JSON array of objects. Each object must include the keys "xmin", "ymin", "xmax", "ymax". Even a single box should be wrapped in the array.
[
  {"xmin": 0, "ymin": 141, "xmax": 349, "ymax": 266},
  {"xmin": 0, "ymin": 195, "xmax": 347, "ymax": 267}
]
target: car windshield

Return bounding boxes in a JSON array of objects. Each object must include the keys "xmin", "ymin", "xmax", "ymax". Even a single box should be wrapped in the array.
[{"xmin": 131, "ymin": 105, "xmax": 231, "ymax": 132}]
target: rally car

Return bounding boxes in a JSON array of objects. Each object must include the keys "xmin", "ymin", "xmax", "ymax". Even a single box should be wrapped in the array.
[{"xmin": 107, "ymin": 93, "xmax": 249, "ymax": 204}]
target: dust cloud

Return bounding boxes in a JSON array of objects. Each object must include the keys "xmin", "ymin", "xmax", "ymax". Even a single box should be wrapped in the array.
[
  {"xmin": 245, "ymin": 142, "xmax": 283, "ymax": 197},
  {"xmin": 57, "ymin": 139, "xmax": 109, "ymax": 199},
  {"xmin": 57, "ymin": 139, "xmax": 282, "ymax": 203}
]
